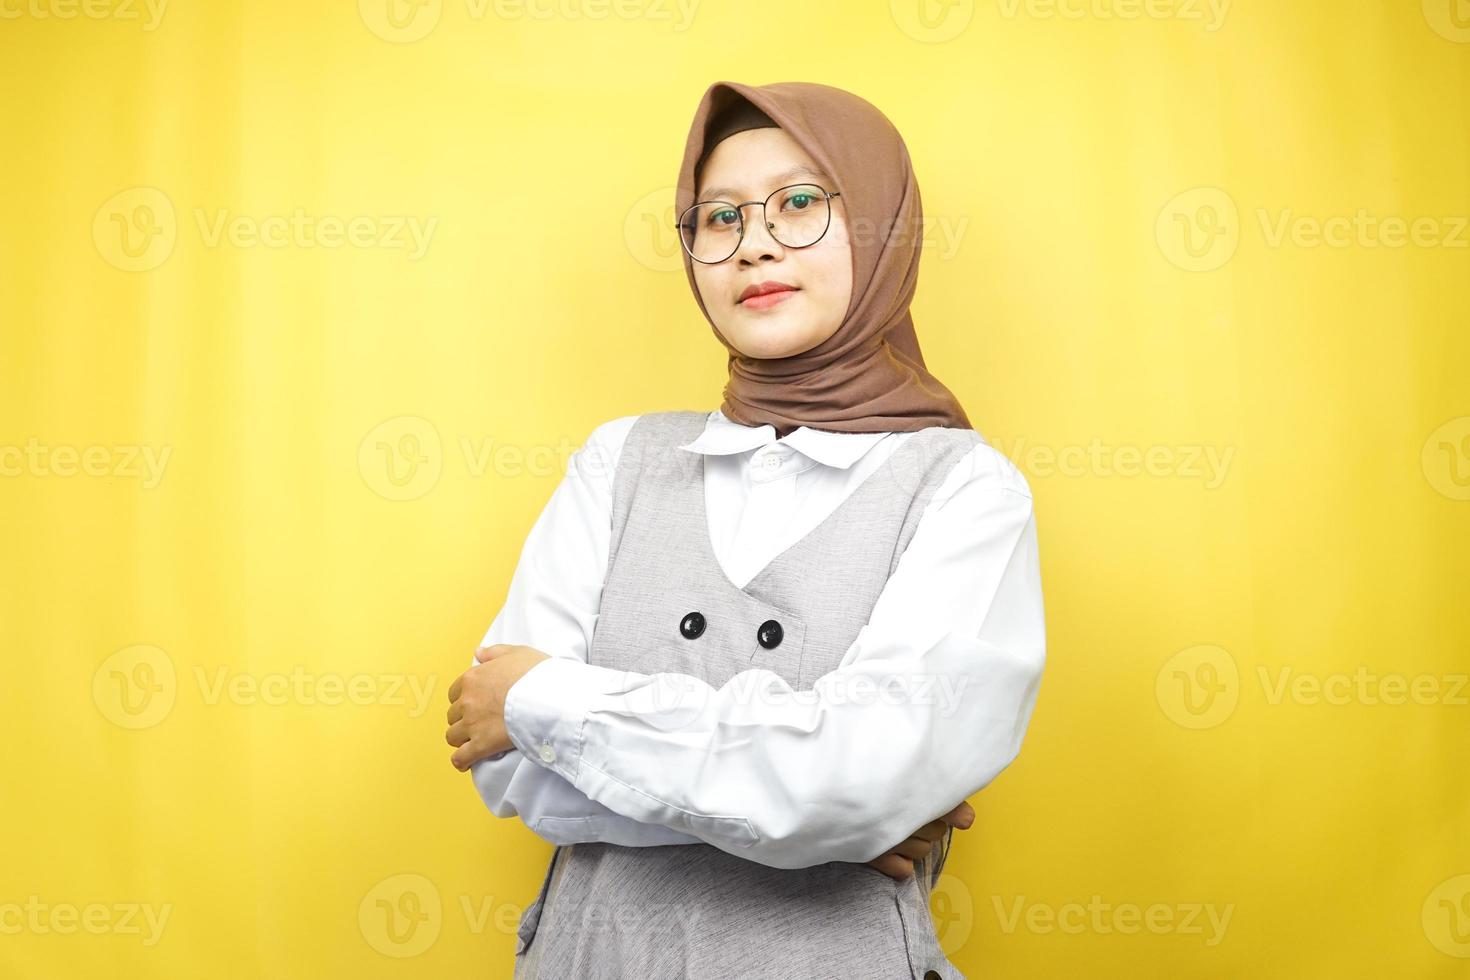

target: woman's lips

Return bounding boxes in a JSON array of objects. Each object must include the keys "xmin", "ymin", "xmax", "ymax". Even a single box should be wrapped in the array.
[{"xmin": 739, "ymin": 288, "xmax": 799, "ymax": 310}]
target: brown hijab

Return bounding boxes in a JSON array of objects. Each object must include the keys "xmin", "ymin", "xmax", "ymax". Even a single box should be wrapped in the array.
[{"xmin": 675, "ymin": 80, "xmax": 972, "ymax": 435}]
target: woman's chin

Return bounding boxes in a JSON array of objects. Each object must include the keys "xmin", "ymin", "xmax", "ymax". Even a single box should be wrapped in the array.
[{"xmin": 730, "ymin": 331, "xmax": 814, "ymax": 359}]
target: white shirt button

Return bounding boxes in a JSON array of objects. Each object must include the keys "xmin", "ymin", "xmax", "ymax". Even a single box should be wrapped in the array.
[{"xmin": 538, "ymin": 742, "xmax": 557, "ymax": 764}]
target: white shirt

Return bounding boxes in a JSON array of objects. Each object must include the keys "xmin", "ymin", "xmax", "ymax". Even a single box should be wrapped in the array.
[{"xmin": 469, "ymin": 408, "xmax": 1046, "ymax": 870}]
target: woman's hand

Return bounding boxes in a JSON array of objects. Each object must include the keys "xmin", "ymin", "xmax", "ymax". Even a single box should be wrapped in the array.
[
  {"xmin": 445, "ymin": 644, "xmax": 552, "ymax": 771},
  {"xmin": 865, "ymin": 800, "xmax": 975, "ymax": 880}
]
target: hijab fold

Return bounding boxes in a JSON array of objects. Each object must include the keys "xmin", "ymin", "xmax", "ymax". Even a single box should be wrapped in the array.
[{"xmin": 675, "ymin": 80, "xmax": 972, "ymax": 435}]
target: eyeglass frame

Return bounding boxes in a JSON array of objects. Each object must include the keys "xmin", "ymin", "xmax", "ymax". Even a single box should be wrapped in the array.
[{"xmin": 674, "ymin": 183, "xmax": 843, "ymax": 264}]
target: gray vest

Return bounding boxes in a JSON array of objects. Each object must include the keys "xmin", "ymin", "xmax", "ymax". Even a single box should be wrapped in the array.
[{"xmin": 513, "ymin": 410, "xmax": 983, "ymax": 979}]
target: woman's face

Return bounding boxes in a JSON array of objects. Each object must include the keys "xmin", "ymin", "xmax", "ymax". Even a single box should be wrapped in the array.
[{"xmin": 690, "ymin": 127, "xmax": 853, "ymax": 360}]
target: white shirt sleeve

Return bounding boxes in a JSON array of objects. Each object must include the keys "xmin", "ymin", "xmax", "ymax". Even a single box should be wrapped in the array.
[
  {"xmin": 467, "ymin": 414, "xmax": 705, "ymax": 848},
  {"xmin": 502, "ymin": 441, "xmax": 1047, "ymax": 870}
]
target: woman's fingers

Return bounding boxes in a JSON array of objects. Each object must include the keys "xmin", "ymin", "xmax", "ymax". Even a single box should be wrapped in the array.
[
  {"xmin": 943, "ymin": 800, "xmax": 976, "ymax": 829},
  {"xmin": 863, "ymin": 803, "xmax": 977, "ymax": 882},
  {"xmin": 864, "ymin": 853, "xmax": 916, "ymax": 880},
  {"xmin": 902, "ymin": 804, "xmax": 974, "ymax": 849},
  {"xmin": 889, "ymin": 835, "xmax": 935, "ymax": 862},
  {"xmin": 912, "ymin": 818, "xmax": 949, "ymax": 842}
]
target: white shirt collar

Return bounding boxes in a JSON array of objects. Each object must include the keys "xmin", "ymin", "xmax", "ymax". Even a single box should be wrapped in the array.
[{"xmin": 677, "ymin": 409, "xmax": 890, "ymax": 471}]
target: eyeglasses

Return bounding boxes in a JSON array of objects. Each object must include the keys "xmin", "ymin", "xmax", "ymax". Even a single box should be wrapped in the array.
[{"xmin": 675, "ymin": 183, "xmax": 842, "ymax": 264}]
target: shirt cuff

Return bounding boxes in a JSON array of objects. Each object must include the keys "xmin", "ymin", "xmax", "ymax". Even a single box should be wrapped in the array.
[{"xmin": 502, "ymin": 656, "xmax": 614, "ymax": 783}]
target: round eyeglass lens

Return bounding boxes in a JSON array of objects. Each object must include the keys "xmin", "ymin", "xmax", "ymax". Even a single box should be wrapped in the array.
[{"xmin": 679, "ymin": 184, "xmax": 833, "ymax": 263}]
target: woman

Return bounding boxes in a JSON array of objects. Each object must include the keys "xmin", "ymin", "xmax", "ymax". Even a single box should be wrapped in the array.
[{"xmin": 445, "ymin": 79, "xmax": 1047, "ymax": 979}]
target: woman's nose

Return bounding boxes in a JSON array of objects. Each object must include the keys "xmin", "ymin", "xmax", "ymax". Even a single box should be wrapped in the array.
[{"xmin": 733, "ymin": 208, "xmax": 785, "ymax": 263}]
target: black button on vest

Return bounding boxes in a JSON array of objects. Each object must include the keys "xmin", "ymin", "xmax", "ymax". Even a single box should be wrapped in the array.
[
  {"xmin": 756, "ymin": 619, "xmax": 784, "ymax": 649},
  {"xmin": 679, "ymin": 611, "xmax": 706, "ymax": 639}
]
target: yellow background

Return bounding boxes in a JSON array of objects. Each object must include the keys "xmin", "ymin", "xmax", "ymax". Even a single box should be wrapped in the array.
[{"xmin": 2, "ymin": 0, "xmax": 1468, "ymax": 977}]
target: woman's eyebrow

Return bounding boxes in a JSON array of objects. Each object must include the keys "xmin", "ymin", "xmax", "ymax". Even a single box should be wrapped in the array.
[{"xmin": 697, "ymin": 166, "xmax": 833, "ymax": 202}]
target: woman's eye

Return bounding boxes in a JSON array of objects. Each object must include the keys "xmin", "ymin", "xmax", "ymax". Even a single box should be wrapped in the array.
[
  {"xmin": 783, "ymin": 193, "xmax": 815, "ymax": 211},
  {"xmin": 706, "ymin": 208, "xmax": 739, "ymax": 228}
]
